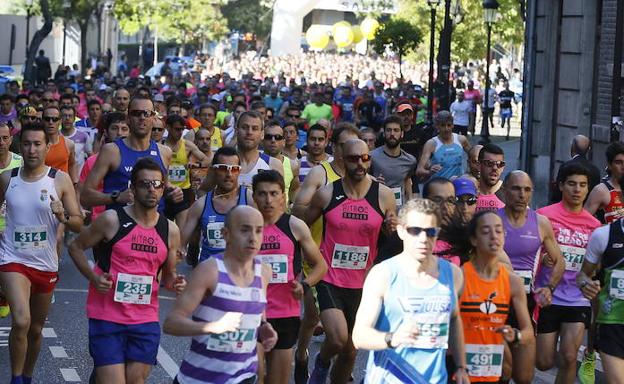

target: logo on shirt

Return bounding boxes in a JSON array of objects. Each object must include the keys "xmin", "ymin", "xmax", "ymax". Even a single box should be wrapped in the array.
[
  {"xmin": 40, "ymin": 189, "xmax": 48, "ymax": 202},
  {"xmin": 150, "ymin": 151, "xmax": 157, "ymax": 156},
  {"xmin": 479, "ymin": 291, "xmax": 498, "ymax": 314},
  {"xmin": 335, "ymin": 195, "xmax": 345, "ymax": 201},
  {"xmin": 398, "ymin": 296, "xmax": 451, "ymax": 314},
  {"xmin": 122, "ymin": 222, "xmax": 133, "ymax": 228},
  {"xmin": 342, "ymin": 204, "xmax": 369, "ymax": 221},
  {"xmin": 613, "ymin": 243, "xmax": 623, "ymax": 249},
  {"xmin": 261, "ymin": 233, "xmax": 281, "ymax": 250},
  {"xmin": 130, "ymin": 233, "xmax": 158, "ymax": 254}
]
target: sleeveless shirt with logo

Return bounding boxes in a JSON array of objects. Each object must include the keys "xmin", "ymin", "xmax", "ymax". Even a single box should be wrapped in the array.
[{"xmin": 168, "ymin": 139, "xmax": 191, "ymax": 189}]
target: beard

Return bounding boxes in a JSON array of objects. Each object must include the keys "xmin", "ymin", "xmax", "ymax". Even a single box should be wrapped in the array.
[{"xmin": 385, "ymin": 138, "xmax": 400, "ymax": 149}]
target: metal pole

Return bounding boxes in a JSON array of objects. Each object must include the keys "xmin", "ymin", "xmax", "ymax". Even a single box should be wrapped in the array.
[
  {"xmin": 427, "ymin": 6, "xmax": 436, "ymax": 127},
  {"xmin": 62, "ymin": 22, "xmax": 67, "ymax": 65},
  {"xmin": 481, "ymin": 22, "xmax": 492, "ymax": 142},
  {"xmin": 611, "ymin": 0, "xmax": 623, "ymax": 142},
  {"xmin": 521, "ymin": 0, "xmax": 537, "ymax": 171},
  {"xmin": 25, "ymin": 7, "xmax": 31, "ymax": 60}
]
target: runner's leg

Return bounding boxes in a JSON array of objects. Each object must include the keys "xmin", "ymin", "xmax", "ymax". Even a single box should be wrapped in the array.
[
  {"xmin": 330, "ymin": 337, "xmax": 357, "ymax": 384},
  {"xmin": 296, "ymin": 289, "xmax": 319, "ymax": 362},
  {"xmin": 22, "ymin": 290, "xmax": 53, "ymax": 377},
  {"xmin": 599, "ymin": 352, "xmax": 624, "ymax": 384},
  {"xmin": 511, "ymin": 335, "xmax": 536, "ymax": 384},
  {"xmin": 0, "ymin": 272, "xmax": 31, "ymax": 376},
  {"xmin": 535, "ymin": 332, "xmax": 558, "ymax": 370},
  {"xmin": 95, "ymin": 364, "xmax": 125, "ymax": 384},
  {"xmin": 319, "ymin": 309, "xmax": 349, "ymax": 363},
  {"xmin": 266, "ymin": 348, "xmax": 294, "ymax": 384},
  {"xmin": 555, "ymin": 322, "xmax": 585, "ymax": 384},
  {"xmin": 125, "ymin": 361, "xmax": 152, "ymax": 384}
]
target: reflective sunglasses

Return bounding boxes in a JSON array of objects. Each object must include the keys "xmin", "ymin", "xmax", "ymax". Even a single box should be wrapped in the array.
[
  {"xmin": 42, "ymin": 116, "xmax": 60, "ymax": 122},
  {"xmin": 481, "ymin": 159, "xmax": 506, "ymax": 169},
  {"xmin": 129, "ymin": 109, "xmax": 155, "ymax": 118},
  {"xmin": 405, "ymin": 226, "xmax": 440, "ymax": 237},
  {"xmin": 456, "ymin": 196, "xmax": 478, "ymax": 206},
  {"xmin": 135, "ymin": 179, "xmax": 165, "ymax": 189},
  {"xmin": 344, "ymin": 154, "xmax": 371, "ymax": 163},
  {"xmin": 212, "ymin": 164, "xmax": 242, "ymax": 174},
  {"xmin": 264, "ymin": 134, "xmax": 284, "ymax": 141}
]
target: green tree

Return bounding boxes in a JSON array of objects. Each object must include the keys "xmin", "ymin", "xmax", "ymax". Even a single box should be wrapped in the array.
[
  {"xmin": 372, "ymin": 18, "xmax": 423, "ymax": 80},
  {"xmin": 221, "ymin": 0, "xmax": 273, "ymax": 38},
  {"xmin": 23, "ymin": 0, "xmax": 54, "ymax": 83}
]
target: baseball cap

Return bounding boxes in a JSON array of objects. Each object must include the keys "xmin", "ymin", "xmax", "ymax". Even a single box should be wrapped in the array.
[
  {"xmin": 153, "ymin": 94, "xmax": 164, "ymax": 102},
  {"xmin": 453, "ymin": 177, "xmax": 477, "ymax": 197},
  {"xmin": 396, "ymin": 104, "xmax": 414, "ymax": 113}
]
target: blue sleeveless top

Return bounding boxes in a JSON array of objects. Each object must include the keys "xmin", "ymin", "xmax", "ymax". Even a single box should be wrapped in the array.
[
  {"xmin": 430, "ymin": 134, "xmax": 464, "ymax": 180},
  {"xmin": 103, "ymin": 138, "xmax": 166, "ymax": 210},
  {"xmin": 365, "ymin": 257, "xmax": 455, "ymax": 384},
  {"xmin": 199, "ymin": 187, "xmax": 248, "ymax": 262}
]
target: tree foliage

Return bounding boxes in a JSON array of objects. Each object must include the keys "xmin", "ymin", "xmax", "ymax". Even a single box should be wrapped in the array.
[
  {"xmin": 221, "ymin": 0, "xmax": 274, "ymax": 38},
  {"xmin": 371, "ymin": 18, "xmax": 423, "ymax": 78},
  {"xmin": 397, "ymin": 0, "xmax": 524, "ymax": 63}
]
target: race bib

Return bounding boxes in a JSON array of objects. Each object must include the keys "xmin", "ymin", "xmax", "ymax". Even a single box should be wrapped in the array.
[
  {"xmin": 205, "ymin": 328, "xmax": 256, "ymax": 353},
  {"xmin": 516, "ymin": 270, "xmax": 533, "ymax": 294},
  {"xmin": 114, "ymin": 273, "xmax": 153, "ymax": 305},
  {"xmin": 392, "ymin": 187, "xmax": 402, "ymax": 207},
  {"xmin": 169, "ymin": 165, "xmax": 187, "ymax": 183},
  {"xmin": 609, "ymin": 270, "xmax": 624, "ymax": 300},
  {"xmin": 560, "ymin": 245, "xmax": 585, "ymax": 272},
  {"xmin": 332, "ymin": 244, "xmax": 369, "ymax": 270},
  {"xmin": 206, "ymin": 221, "xmax": 225, "ymax": 249},
  {"xmin": 407, "ymin": 313, "xmax": 450, "ymax": 349},
  {"xmin": 259, "ymin": 254, "xmax": 289, "ymax": 283},
  {"xmin": 466, "ymin": 344, "xmax": 504, "ymax": 378},
  {"xmin": 14, "ymin": 225, "xmax": 47, "ymax": 250}
]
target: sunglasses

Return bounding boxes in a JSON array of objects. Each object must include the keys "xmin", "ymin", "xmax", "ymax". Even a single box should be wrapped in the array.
[
  {"xmin": 264, "ymin": 134, "xmax": 284, "ymax": 141},
  {"xmin": 212, "ymin": 164, "xmax": 242, "ymax": 173},
  {"xmin": 42, "ymin": 116, "xmax": 60, "ymax": 122},
  {"xmin": 481, "ymin": 159, "xmax": 506, "ymax": 169},
  {"xmin": 152, "ymin": 127, "xmax": 164, "ymax": 132},
  {"xmin": 405, "ymin": 226, "xmax": 440, "ymax": 237},
  {"xmin": 430, "ymin": 196, "xmax": 457, "ymax": 206},
  {"xmin": 344, "ymin": 154, "xmax": 371, "ymax": 163},
  {"xmin": 134, "ymin": 179, "xmax": 165, "ymax": 189},
  {"xmin": 129, "ymin": 109, "xmax": 155, "ymax": 118},
  {"xmin": 23, "ymin": 116, "xmax": 41, "ymax": 121},
  {"xmin": 456, "ymin": 196, "xmax": 478, "ymax": 206},
  {"xmin": 287, "ymin": 114, "xmax": 300, "ymax": 119}
]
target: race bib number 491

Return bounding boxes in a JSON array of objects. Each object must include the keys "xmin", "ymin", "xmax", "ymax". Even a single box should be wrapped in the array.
[{"xmin": 466, "ymin": 344, "xmax": 504, "ymax": 378}]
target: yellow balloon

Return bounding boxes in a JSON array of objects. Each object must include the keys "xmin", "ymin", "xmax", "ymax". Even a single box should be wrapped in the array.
[
  {"xmin": 361, "ymin": 18, "xmax": 380, "ymax": 40},
  {"xmin": 306, "ymin": 25, "xmax": 329, "ymax": 50},
  {"xmin": 332, "ymin": 21, "xmax": 351, "ymax": 37},
  {"xmin": 333, "ymin": 24, "xmax": 354, "ymax": 48},
  {"xmin": 352, "ymin": 25, "xmax": 363, "ymax": 44}
]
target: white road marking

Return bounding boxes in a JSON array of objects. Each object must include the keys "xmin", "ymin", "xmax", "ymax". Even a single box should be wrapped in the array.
[
  {"xmin": 60, "ymin": 368, "xmax": 81, "ymax": 382},
  {"xmin": 0, "ymin": 327, "xmax": 9, "ymax": 347},
  {"xmin": 157, "ymin": 345, "xmax": 179, "ymax": 378},
  {"xmin": 42, "ymin": 327, "xmax": 57, "ymax": 338},
  {"xmin": 50, "ymin": 345, "xmax": 69, "ymax": 358}
]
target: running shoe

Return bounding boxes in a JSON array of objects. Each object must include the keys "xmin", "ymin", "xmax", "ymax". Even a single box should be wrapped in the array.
[
  {"xmin": 577, "ymin": 350, "xmax": 596, "ymax": 384},
  {"xmin": 0, "ymin": 298, "xmax": 9, "ymax": 318},
  {"xmin": 308, "ymin": 353, "xmax": 330, "ymax": 384},
  {"xmin": 294, "ymin": 350, "xmax": 309, "ymax": 384}
]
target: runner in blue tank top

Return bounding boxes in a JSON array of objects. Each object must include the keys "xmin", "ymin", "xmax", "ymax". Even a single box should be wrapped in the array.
[
  {"xmin": 179, "ymin": 147, "xmax": 253, "ymax": 265},
  {"xmin": 417, "ymin": 111, "xmax": 471, "ymax": 181},
  {"xmin": 352, "ymin": 198, "xmax": 468, "ymax": 384},
  {"xmin": 81, "ymin": 96, "xmax": 184, "ymax": 212},
  {"xmin": 164, "ymin": 206, "xmax": 278, "ymax": 384}
]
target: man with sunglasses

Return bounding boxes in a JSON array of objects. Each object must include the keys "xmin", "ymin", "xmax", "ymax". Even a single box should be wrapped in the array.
[
  {"xmin": 0, "ymin": 122, "xmax": 83, "ymax": 384},
  {"xmin": 533, "ymin": 163, "xmax": 600, "ymax": 384},
  {"xmin": 476, "ymin": 143, "xmax": 506, "ymax": 212},
  {"xmin": 352, "ymin": 198, "xmax": 469, "ymax": 384},
  {"xmin": 306, "ymin": 139, "xmax": 397, "ymax": 384},
  {"xmin": 180, "ymin": 147, "xmax": 254, "ymax": 264},
  {"xmin": 453, "ymin": 177, "xmax": 478, "ymax": 222},
  {"xmin": 68, "ymin": 157, "xmax": 185, "ymax": 384},
  {"xmin": 42, "ymin": 106, "xmax": 78, "ymax": 182},
  {"xmin": 81, "ymin": 95, "xmax": 183, "ymax": 213},
  {"xmin": 262, "ymin": 120, "xmax": 300, "ymax": 205},
  {"xmin": 498, "ymin": 170, "xmax": 564, "ymax": 384}
]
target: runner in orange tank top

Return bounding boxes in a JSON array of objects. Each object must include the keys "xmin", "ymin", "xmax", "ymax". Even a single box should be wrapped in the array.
[
  {"xmin": 458, "ymin": 211, "xmax": 534, "ymax": 383},
  {"xmin": 42, "ymin": 106, "xmax": 77, "ymax": 181}
]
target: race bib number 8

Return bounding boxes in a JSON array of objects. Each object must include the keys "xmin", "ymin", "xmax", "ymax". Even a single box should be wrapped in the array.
[
  {"xmin": 114, "ymin": 273, "xmax": 153, "ymax": 305},
  {"xmin": 206, "ymin": 222, "xmax": 225, "ymax": 249},
  {"xmin": 14, "ymin": 225, "xmax": 47, "ymax": 250},
  {"xmin": 560, "ymin": 245, "xmax": 585, "ymax": 272},
  {"xmin": 609, "ymin": 270, "xmax": 624, "ymax": 300},
  {"xmin": 259, "ymin": 254, "xmax": 289, "ymax": 283},
  {"xmin": 332, "ymin": 244, "xmax": 369, "ymax": 270},
  {"xmin": 466, "ymin": 344, "xmax": 504, "ymax": 378},
  {"xmin": 206, "ymin": 328, "xmax": 256, "ymax": 353}
]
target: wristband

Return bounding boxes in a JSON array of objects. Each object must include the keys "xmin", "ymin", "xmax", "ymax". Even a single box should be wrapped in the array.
[
  {"xmin": 385, "ymin": 332, "xmax": 394, "ymax": 349},
  {"xmin": 513, "ymin": 328, "xmax": 521, "ymax": 344}
]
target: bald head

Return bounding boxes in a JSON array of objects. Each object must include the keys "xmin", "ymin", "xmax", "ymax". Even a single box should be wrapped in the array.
[
  {"xmin": 469, "ymin": 144, "xmax": 483, "ymax": 159},
  {"xmin": 343, "ymin": 139, "xmax": 369, "ymax": 154},
  {"xmin": 503, "ymin": 170, "xmax": 532, "ymax": 187},
  {"xmin": 571, "ymin": 135, "xmax": 590, "ymax": 157},
  {"xmin": 225, "ymin": 205, "xmax": 263, "ymax": 229}
]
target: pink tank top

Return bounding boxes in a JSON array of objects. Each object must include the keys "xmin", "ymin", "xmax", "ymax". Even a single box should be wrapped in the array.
[
  {"xmin": 433, "ymin": 240, "xmax": 461, "ymax": 266},
  {"xmin": 476, "ymin": 193, "xmax": 505, "ymax": 212},
  {"xmin": 320, "ymin": 180, "xmax": 384, "ymax": 289},
  {"xmin": 87, "ymin": 209, "xmax": 169, "ymax": 324},
  {"xmin": 257, "ymin": 214, "xmax": 301, "ymax": 319}
]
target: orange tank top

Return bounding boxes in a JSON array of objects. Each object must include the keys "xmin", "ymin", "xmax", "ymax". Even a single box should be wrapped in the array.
[
  {"xmin": 459, "ymin": 261, "xmax": 510, "ymax": 382},
  {"xmin": 45, "ymin": 135, "xmax": 70, "ymax": 173}
]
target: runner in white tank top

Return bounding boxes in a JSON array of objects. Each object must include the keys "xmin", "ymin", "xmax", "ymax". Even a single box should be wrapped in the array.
[{"xmin": 0, "ymin": 124, "xmax": 82, "ymax": 384}]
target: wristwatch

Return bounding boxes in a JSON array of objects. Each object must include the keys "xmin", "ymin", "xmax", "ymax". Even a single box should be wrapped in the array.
[
  {"xmin": 513, "ymin": 328, "xmax": 522, "ymax": 344},
  {"xmin": 385, "ymin": 332, "xmax": 394, "ymax": 349},
  {"xmin": 110, "ymin": 190, "xmax": 120, "ymax": 203}
]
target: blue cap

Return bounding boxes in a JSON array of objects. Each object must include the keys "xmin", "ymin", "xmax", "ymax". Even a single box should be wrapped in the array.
[{"xmin": 453, "ymin": 177, "xmax": 477, "ymax": 197}]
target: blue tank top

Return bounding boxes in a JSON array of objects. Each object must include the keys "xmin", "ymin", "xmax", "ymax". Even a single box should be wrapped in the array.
[
  {"xmin": 365, "ymin": 257, "xmax": 455, "ymax": 384},
  {"xmin": 199, "ymin": 187, "xmax": 248, "ymax": 262},
  {"xmin": 430, "ymin": 134, "xmax": 463, "ymax": 180},
  {"xmin": 103, "ymin": 138, "xmax": 166, "ymax": 210}
]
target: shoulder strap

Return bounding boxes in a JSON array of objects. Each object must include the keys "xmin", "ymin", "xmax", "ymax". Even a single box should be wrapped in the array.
[
  {"xmin": 47, "ymin": 168, "xmax": 58, "ymax": 178},
  {"xmin": 323, "ymin": 179, "xmax": 346, "ymax": 214},
  {"xmin": 93, "ymin": 208, "xmax": 137, "ymax": 272},
  {"xmin": 604, "ymin": 180, "xmax": 615, "ymax": 191},
  {"xmin": 155, "ymin": 213, "xmax": 169, "ymax": 245},
  {"xmin": 10, "ymin": 167, "xmax": 18, "ymax": 177},
  {"xmin": 366, "ymin": 180, "xmax": 384, "ymax": 218},
  {"xmin": 259, "ymin": 152, "xmax": 271, "ymax": 165},
  {"xmin": 238, "ymin": 186, "xmax": 248, "ymax": 205}
]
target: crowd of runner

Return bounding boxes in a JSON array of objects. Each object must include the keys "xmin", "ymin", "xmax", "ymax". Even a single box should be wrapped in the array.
[{"xmin": 0, "ymin": 64, "xmax": 620, "ymax": 384}]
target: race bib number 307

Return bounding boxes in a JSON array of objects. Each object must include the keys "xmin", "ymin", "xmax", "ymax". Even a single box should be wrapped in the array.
[
  {"xmin": 206, "ymin": 328, "xmax": 256, "ymax": 353},
  {"xmin": 331, "ymin": 244, "xmax": 369, "ymax": 270},
  {"xmin": 114, "ymin": 273, "xmax": 153, "ymax": 305}
]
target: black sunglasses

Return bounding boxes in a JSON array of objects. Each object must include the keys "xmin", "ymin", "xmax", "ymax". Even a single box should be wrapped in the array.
[
  {"xmin": 344, "ymin": 154, "xmax": 371, "ymax": 163},
  {"xmin": 129, "ymin": 109, "xmax": 155, "ymax": 118},
  {"xmin": 42, "ymin": 116, "xmax": 60, "ymax": 122},
  {"xmin": 264, "ymin": 134, "xmax": 284, "ymax": 141},
  {"xmin": 405, "ymin": 226, "xmax": 440, "ymax": 237},
  {"xmin": 456, "ymin": 196, "xmax": 478, "ymax": 206}
]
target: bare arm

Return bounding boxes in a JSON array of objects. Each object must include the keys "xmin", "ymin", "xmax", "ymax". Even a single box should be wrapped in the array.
[
  {"xmin": 292, "ymin": 165, "xmax": 324, "ymax": 219},
  {"xmin": 291, "ymin": 216, "xmax": 327, "ymax": 287},
  {"xmin": 179, "ymin": 196, "xmax": 205, "ymax": 249},
  {"xmin": 67, "ymin": 139, "xmax": 79, "ymax": 183},
  {"xmin": 81, "ymin": 143, "xmax": 119, "ymax": 207},
  {"xmin": 56, "ymin": 171, "xmax": 83, "ymax": 233},
  {"xmin": 448, "ymin": 265, "xmax": 468, "ymax": 380},
  {"xmin": 352, "ymin": 264, "xmax": 392, "ymax": 350},
  {"xmin": 185, "ymin": 140, "xmax": 207, "ymax": 163},
  {"xmin": 538, "ymin": 214, "xmax": 565, "ymax": 291},
  {"xmin": 584, "ymin": 184, "xmax": 609, "ymax": 216},
  {"xmin": 509, "ymin": 273, "xmax": 535, "ymax": 344},
  {"xmin": 459, "ymin": 135, "xmax": 471, "ymax": 154},
  {"xmin": 304, "ymin": 184, "xmax": 331, "ymax": 226},
  {"xmin": 416, "ymin": 140, "xmax": 435, "ymax": 179},
  {"xmin": 379, "ymin": 184, "xmax": 398, "ymax": 234},
  {"xmin": 269, "ymin": 156, "xmax": 284, "ymax": 177},
  {"xmin": 288, "ymin": 159, "xmax": 300, "ymax": 204},
  {"xmin": 161, "ymin": 220, "xmax": 182, "ymax": 292}
]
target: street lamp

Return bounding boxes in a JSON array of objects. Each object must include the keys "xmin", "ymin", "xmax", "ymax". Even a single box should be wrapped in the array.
[
  {"xmin": 427, "ymin": 0, "xmax": 441, "ymax": 129},
  {"xmin": 25, "ymin": 0, "xmax": 33, "ymax": 60},
  {"xmin": 480, "ymin": 0, "xmax": 499, "ymax": 143}
]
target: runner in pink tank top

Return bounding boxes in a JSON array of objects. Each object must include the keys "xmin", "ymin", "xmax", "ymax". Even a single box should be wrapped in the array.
[{"xmin": 251, "ymin": 170, "xmax": 327, "ymax": 384}]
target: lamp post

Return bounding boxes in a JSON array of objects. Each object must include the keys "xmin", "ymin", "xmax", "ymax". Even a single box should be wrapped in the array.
[
  {"xmin": 61, "ymin": 0, "xmax": 71, "ymax": 66},
  {"xmin": 480, "ymin": 0, "xmax": 499, "ymax": 144},
  {"xmin": 25, "ymin": 0, "xmax": 33, "ymax": 61},
  {"xmin": 427, "ymin": 0, "xmax": 440, "ymax": 128}
]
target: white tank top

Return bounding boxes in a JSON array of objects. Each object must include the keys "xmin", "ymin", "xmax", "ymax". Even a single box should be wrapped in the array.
[
  {"xmin": 238, "ymin": 152, "xmax": 271, "ymax": 189},
  {"xmin": 0, "ymin": 167, "xmax": 60, "ymax": 272}
]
